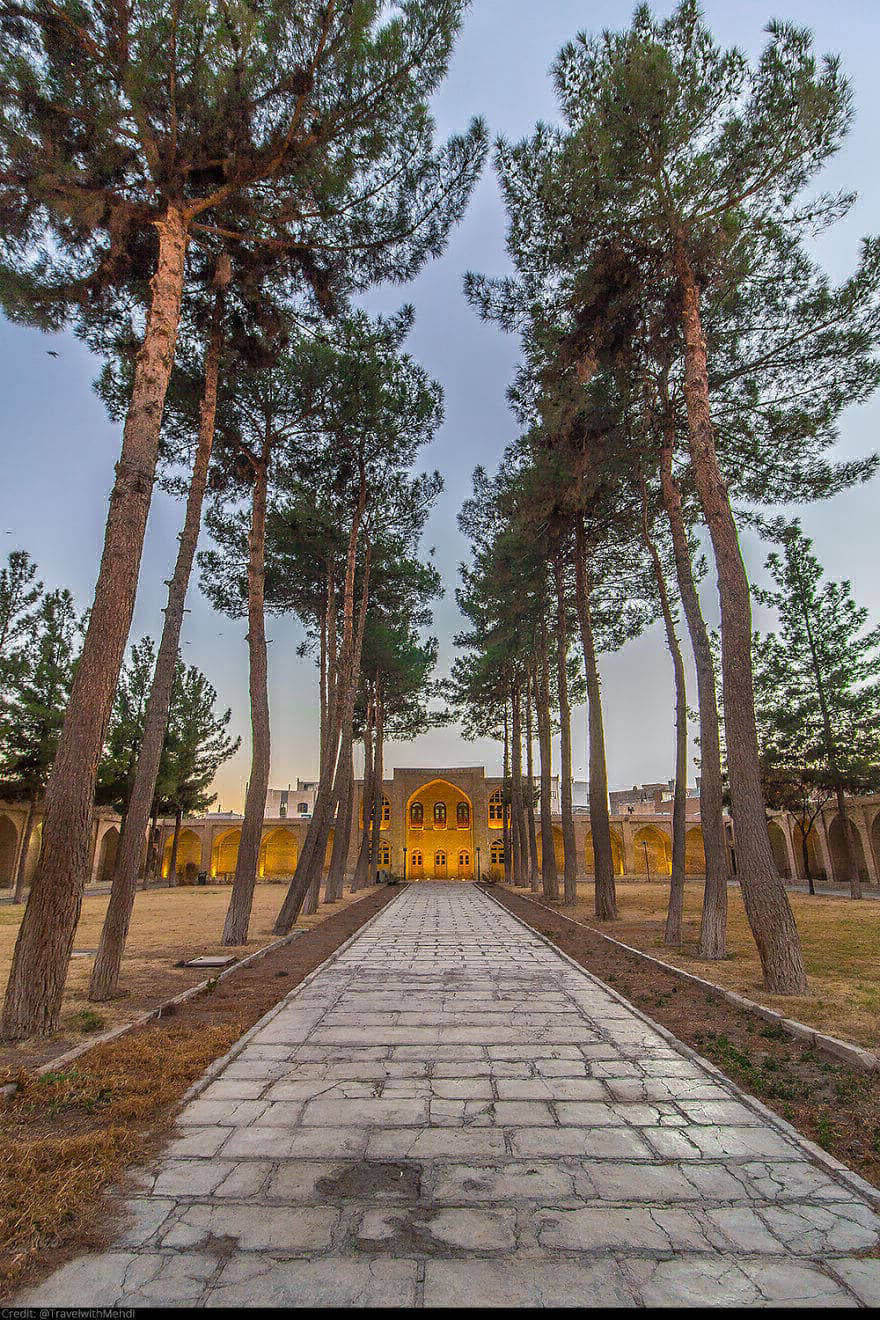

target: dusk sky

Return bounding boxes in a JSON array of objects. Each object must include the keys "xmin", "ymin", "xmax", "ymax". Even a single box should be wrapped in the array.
[{"xmin": 1, "ymin": 1, "xmax": 878, "ymax": 814}]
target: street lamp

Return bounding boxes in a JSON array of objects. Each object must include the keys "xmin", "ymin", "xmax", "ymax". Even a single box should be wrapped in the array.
[
  {"xmin": 402, "ymin": 846, "xmax": 407, "ymax": 884},
  {"xmin": 476, "ymin": 846, "xmax": 481, "ymax": 883}
]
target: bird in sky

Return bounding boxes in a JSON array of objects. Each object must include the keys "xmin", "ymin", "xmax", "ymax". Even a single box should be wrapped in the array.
[{"xmin": 46, "ymin": 350, "xmax": 59, "ymax": 358}]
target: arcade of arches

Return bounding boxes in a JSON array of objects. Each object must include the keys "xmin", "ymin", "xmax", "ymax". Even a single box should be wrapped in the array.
[{"xmin": 3, "ymin": 775, "xmax": 880, "ymax": 892}]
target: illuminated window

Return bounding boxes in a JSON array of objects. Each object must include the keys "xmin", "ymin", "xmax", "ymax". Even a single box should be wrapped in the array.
[
  {"xmin": 410, "ymin": 801, "xmax": 423, "ymax": 826},
  {"xmin": 489, "ymin": 789, "xmax": 505, "ymax": 824},
  {"xmin": 490, "ymin": 840, "xmax": 504, "ymax": 864},
  {"xmin": 411, "ymin": 849, "xmax": 422, "ymax": 867},
  {"xmin": 381, "ymin": 795, "xmax": 390, "ymax": 823},
  {"xmin": 433, "ymin": 802, "xmax": 446, "ymax": 826},
  {"xmin": 458, "ymin": 850, "xmax": 470, "ymax": 868},
  {"xmin": 378, "ymin": 843, "xmax": 391, "ymax": 867},
  {"xmin": 434, "ymin": 850, "xmax": 446, "ymax": 869},
  {"xmin": 456, "ymin": 801, "xmax": 469, "ymax": 826}
]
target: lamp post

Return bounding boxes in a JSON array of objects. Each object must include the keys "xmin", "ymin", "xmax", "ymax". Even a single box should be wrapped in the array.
[
  {"xmin": 643, "ymin": 840, "xmax": 651, "ymax": 881},
  {"xmin": 402, "ymin": 846, "xmax": 407, "ymax": 884},
  {"xmin": 476, "ymin": 846, "xmax": 481, "ymax": 883}
]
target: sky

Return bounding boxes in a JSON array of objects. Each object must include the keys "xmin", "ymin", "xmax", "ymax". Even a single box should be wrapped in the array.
[{"xmin": 1, "ymin": 1, "xmax": 879, "ymax": 814}]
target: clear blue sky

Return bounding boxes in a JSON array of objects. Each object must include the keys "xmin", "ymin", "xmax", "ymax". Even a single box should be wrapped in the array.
[{"xmin": 1, "ymin": 1, "xmax": 878, "ymax": 812}]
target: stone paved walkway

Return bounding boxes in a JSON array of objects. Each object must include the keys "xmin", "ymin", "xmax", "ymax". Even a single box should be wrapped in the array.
[{"xmin": 17, "ymin": 884, "xmax": 880, "ymax": 1308}]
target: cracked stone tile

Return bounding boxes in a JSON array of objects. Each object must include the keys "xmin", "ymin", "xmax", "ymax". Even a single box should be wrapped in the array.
[
  {"xmin": 509, "ymin": 1126, "xmax": 652, "ymax": 1159},
  {"xmin": 203, "ymin": 1256, "xmax": 419, "ymax": 1307},
  {"xmin": 536, "ymin": 1205, "xmax": 711, "ymax": 1252},
  {"xmin": 357, "ymin": 1206, "xmax": 517, "ymax": 1252},
  {"xmin": 624, "ymin": 1255, "xmax": 854, "ymax": 1308},
  {"xmin": 153, "ymin": 1159, "xmax": 240, "ymax": 1198},
  {"xmin": 829, "ymin": 1258, "xmax": 880, "ymax": 1306},
  {"xmin": 222, "ymin": 1124, "xmax": 369, "ymax": 1160},
  {"xmin": 112, "ymin": 1197, "xmax": 177, "ymax": 1247},
  {"xmin": 738, "ymin": 1160, "xmax": 857, "ymax": 1203},
  {"xmin": 757, "ymin": 1201, "xmax": 880, "ymax": 1254},
  {"xmin": 432, "ymin": 1161, "xmax": 577, "ymax": 1203},
  {"xmin": 158, "ymin": 1202, "xmax": 339, "ymax": 1251},
  {"xmin": 163, "ymin": 1126, "xmax": 228, "ymax": 1158},
  {"xmin": 366, "ymin": 1126, "xmax": 506, "ymax": 1160},
  {"xmin": 641, "ymin": 1124, "xmax": 797, "ymax": 1161}
]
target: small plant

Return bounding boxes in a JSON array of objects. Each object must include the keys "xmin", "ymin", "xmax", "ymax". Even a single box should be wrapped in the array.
[
  {"xmin": 760, "ymin": 1023, "xmax": 787, "ymax": 1041},
  {"xmin": 815, "ymin": 1111, "xmax": 838, "ymax": 1151},
  {"xmin": 72, "ymin": 1009, "xmax": 106, "ymax": 1034}
]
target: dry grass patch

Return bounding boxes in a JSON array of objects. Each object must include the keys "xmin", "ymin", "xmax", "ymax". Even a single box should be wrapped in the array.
[
  {"xmin": 0, "ymin": 881, "xmax": 367, "ymax": 1070},
  {"xmin": 506, "ymin": 880, "xmax": 880, "ymax": 1050}
]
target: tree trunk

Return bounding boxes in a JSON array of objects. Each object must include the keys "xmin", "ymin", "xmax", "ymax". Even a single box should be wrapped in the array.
[
  {"xmin": 639, "ymin": 477, "xmax": 687, "ymax": 945},
  {"xmin": 801, "ymin": 825, "xmax": 815, "ymax": 896},
  {"xmin": 275, "ymin": 520, "xmax": 370, "ymax": 933},
  {"xmin": 510, "ymin": 682, "xmax": 528, "ymax": 887},
  {"xmin": 537, "ymin": 611, "xmax": 559, "ymax": 901},
  {"xmin": 12, "ymin": 796, "xmax": 37, "ymax": 905},
  {"xmin": 90, "ymin": 277, "xmax": 226, "ymax": 1000},
  {"xmin": 368, "ymin": 684, "xmax": 384, "ymax": 885},
  {"xmin": 525, "ymin": 669, "xmax": 540, "ymax": 891},
  {"xmin": 145, "ymin": 808, "xmax": 159, "ymax": 890},
  {"xmin": 326, "ymin": 729, "xmax": 353, "ymax": 900},
  {"xmin": 275, "ymin": 482, "xmax": 364, "ymax": 929},
  {"xmin": 659, "ymin": 427, "xmax": 728, "ymax": 957},
  {"xmin": 168, "ymin": 808, "xmax": 182, "ymax": 884},
  {"xmin": 675, "ymin": 241, "xmax": 806, "ymax": 993},
  {"xmin": 573, "ymin": 523, "xmax": 617, "ymax": 920},
  {"xmin": 553, "ymin": 554, "xmax": 578, "ymax": 904},
  {"xmin": 2, "ymin": 207, "xmax": 188, "ymax": 1040},
  {"xmin": 834, "ymin": 789, "xmax": 862, "ymax": 899},
  {"xmin": 502, "ymin": 703, "xmax": 511, "ymax": 886},
  {"xmin": 222, "ymin": 457, "xmax": 270, "ymax": 946},
  {"xmin": 352, "ymin": 712, "xmax": 374, "ymax": 892}
]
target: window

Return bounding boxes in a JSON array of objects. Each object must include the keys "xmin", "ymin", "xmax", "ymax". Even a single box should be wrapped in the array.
[
  {"xmin": 279, "ymin": 804, "xmax": 287, "ymax": 818},
  {"xmin": 297, "ymin": 801, "xmax": 309, "ymax": 815},
  {"xmin": 378, "ymin": 843, "xmax": 391, "ymax": 867},
  {"xmin": 381, "ymin": 796, "xmax": 390, "ymax": 823},
  {"xmin": 456, "ymin": 801, "xmax": 469, "ymax": 827},
  {"xmin": 410, "ymin": 801, "xmax": 423, "ymax": 826},
  {"xmin": 458, "ymin": 850, "xmax": 470, "ymax": 868},
  {"xmin": 489, "ymin": 789, "xmax": 504, "ymax": 824},
  {"xmin": 411, "ymin": 849, "xmax": 422, "ymax": 867},
  {"xmin": 490, "ymin": 840, "xmax": 504, "ymax": 864},
  {"xmin": 434, "ymin": 850, "xmax": 446, "ymax": 868},
  {"xmin": 433, "ymin": 801, "xmax": 446, "ymax": 826}
]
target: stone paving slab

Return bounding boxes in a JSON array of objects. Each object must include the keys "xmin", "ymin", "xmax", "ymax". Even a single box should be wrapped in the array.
[{"xmin": 15, "ymin": 883, "xmax": 880, "ymax": 1308}]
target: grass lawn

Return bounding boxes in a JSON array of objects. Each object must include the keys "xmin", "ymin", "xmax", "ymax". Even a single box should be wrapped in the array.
[
  {"xmin": 510, "ymin": 879, "xmax": 880, "ymax": 1051},
  {"xmin": 0, "ymin": 881, "xmax": 369, "ymax": 1068}
]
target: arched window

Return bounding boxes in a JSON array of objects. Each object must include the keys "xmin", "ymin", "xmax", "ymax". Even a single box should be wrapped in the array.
[
  {"xmin": 488, "ymin": 789, "xmax": 505, "ymax": 825},
  {"xmin": 458, "ymin": 850, "xmax": 470, "ymax": 868},
  {"xmin": 435, "ymin": 849, "xmax": 446, "ymax": 868},
  {"xmin": 410, "ymin": 801, "xmax": 423, "ymax": 826},
  {"xmin": 381, "ymin": 795, "xmax": 390, "ymax": 823},
  {"xmin": 456, "ymin": 801, "xmax": 469, "ymax": 827},
  {"xmin": 433, "ymin": 801, "xmax": 446, "ymax": 826},
  {"xmin": 378, "ymin": 843, "xmax": 391, "ymax": 867},
  {"xmin": 411, "ymin": 849, "xmax": 423, "ymax": 867},
  {"xmin": 490, "ymin": 840, "xmax": 504, "ymax": 864}
]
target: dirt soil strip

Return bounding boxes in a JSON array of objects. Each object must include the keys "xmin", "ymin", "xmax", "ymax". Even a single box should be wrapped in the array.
[
  {"xmin": 0, "ymin": 883, "xmax": 400, "ymax": 1297},
  {"xmin": 490, "ymin": 884, "xmax": 880, "ymax": 1197}
]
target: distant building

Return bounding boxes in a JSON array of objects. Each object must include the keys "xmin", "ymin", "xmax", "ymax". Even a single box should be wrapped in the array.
[
  {"xmin": 265, "ymin": 781, "xmax": 318, "ymax": 820},
  {"xmin": 610, "ymin": 780, "xmax": 700, "ymax": 819}
]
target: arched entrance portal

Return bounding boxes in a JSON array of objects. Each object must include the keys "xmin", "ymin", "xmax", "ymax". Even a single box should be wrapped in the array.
[{"xmin": 406, "ymin": 779, "xmax": 474, "ymax": 880}]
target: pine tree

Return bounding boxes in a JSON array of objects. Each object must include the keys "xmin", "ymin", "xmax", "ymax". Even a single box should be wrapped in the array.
[
  {"xmin": 753, "ymin": 519, "xmax": 880, "ymax": 898},
  {"xmin": 0, "ymin": 590, "xmax": 80, "ymax": 902},
  {"xmin": 0, "ymin": 550, "xmax": 43, "ymax": 717}
]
